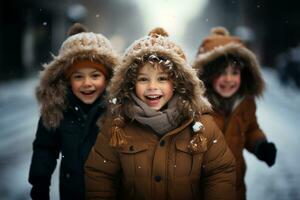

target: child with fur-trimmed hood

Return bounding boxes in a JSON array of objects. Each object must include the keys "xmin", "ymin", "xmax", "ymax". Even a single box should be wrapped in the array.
[
  {"xmin": 28, "ymin": 23, "xmax": 119, "ymax": 200},
  {"xmin": 193, "ymin": 27, "xmax": 277, "ymax": 200},
  {"xmin": 85, "ymin": 28, "xmax": 236, "ymax": 200}
]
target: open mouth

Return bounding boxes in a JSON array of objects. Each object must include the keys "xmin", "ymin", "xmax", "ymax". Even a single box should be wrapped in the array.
[
  {"xmin": 80, "ymin": 90, "xmax": 95, "ymax": 95},
  {"xmin": 220, "ymin": 84, "xmax": 235, "ymax": 90},
  {"xmin": 144, "ymin": 95, "xmax": 163, "ymax": 107},
  {"xmin": 145, "ymin": 95, "xmax": 162, "ymax": 100}
]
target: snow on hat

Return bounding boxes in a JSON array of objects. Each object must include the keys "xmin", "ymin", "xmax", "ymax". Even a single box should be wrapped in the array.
[
  {"xmin": 109, "ymin": 27, "xmax": 210, "ymax": 112},
  {"xmin": 107, "ymin": 27, "xmax": 211, "ymax": 147}
]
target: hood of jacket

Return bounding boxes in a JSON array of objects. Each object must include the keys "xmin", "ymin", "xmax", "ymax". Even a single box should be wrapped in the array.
[
  {"xmin": 36, "ymin": 24, "xmax": 119, "ymax": 129},
  {"xmin": 108, "ymin": 28, "xmax": 211, "ymax": 118},
  {"xmin": 193, "ymin": 27, "xmax": 265, "ymax": 97}
]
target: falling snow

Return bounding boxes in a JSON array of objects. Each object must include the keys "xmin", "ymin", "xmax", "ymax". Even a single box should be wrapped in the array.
[{"xmin": 0, "ymin": 68, "xmax": 299, "ymax": 199}]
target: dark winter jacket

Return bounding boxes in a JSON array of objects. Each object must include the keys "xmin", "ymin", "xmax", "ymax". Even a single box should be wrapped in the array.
[
  {"xmin": 29, "ymin": 92, "xmax": 106, "ymax": 200},
  {"xmin": 28, "ymin": 23, "xmax": 119, "ymax": 200}
]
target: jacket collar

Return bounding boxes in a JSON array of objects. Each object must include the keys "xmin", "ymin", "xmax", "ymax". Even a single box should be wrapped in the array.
[{"xmin": 161, "ymin": 117, "xmax": 194, "ymax": 140}]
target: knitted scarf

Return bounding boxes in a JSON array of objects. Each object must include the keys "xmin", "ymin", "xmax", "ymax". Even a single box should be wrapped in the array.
[{"xmin": 126, "ymin": 93, "xmax": 180, "ymax": 135}]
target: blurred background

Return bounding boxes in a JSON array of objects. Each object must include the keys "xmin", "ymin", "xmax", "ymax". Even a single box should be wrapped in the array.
[{"xmin": 0, "ymin": 0, "xmax": 300, "ymax": 199}]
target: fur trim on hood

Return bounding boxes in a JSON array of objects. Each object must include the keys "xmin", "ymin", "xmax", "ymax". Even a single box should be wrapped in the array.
[
  {"xmin": 192, "ymin": 26, "xmax": 265, "ymax": 97},
  {"xmin": 108, "ymin": 27, "xmax": 211, "ymax": 116},
  {"xmin": 36, "ymin": 23, "xmax": 119, "ymax": 129}
]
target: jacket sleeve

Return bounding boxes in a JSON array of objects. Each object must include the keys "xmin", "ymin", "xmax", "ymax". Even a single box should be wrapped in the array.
[
  {"xmin": 244, "ymin": 99, "xmax": 267, "ymax": 153},
  {"xmin": 84, "ymin": 123, "xmax": 121, "ymax": 200},
  {"xmin": 28, "ymin": 117, "xmax": 60, "ymax": 188},
  {"xmin": 200, "ymin": 115, "xmax": 236, "ymax": 200}
]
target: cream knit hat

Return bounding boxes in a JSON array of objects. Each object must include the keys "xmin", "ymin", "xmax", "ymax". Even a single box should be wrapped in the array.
[{"xmin": 109, "ymin": 27, "xmax": 210, "ymax": 113}]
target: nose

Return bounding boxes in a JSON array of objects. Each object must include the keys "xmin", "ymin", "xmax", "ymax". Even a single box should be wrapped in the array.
[
  {"xmin": 83, "ymin": 77, "xmax": 92, "ymax": 86},
  {"xmin": 148, "ymin": 80, "xmax": 158, "ymax": 90},
  {"xmin": 224, "ymin": 74, "xmax": 233, "ymax": 82}
]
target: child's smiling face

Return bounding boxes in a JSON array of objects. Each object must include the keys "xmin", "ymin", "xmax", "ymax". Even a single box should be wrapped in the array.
[
  {"xmin": 135, "ymin": 62, "xmax": 174, "ymax": 111},
  {"xmin": 70, "ymin": 67, "xmax": 106, "ymax": 104},
  {"xmin": 212, "ymin": 64, "xmax": 241, "ymax": 98}
]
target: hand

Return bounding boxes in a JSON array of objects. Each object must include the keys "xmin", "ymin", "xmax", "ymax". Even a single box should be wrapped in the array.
[
  {"xmin": 30, "ymin": 185, "xmax": 49, "ymax": 200},
  {"xmin": 256, "ymin": 141, "xmax": 277, "ymax": 167}
]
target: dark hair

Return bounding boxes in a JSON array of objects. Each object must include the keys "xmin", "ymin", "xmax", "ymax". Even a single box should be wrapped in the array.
[{"xmin": 199, "ymin": 54, "xmax": 254, "ymax": 97}]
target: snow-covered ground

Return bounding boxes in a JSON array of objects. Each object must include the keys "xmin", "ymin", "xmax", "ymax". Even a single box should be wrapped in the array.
[
  {"xmin": 0, "ymin": 76, "xmax": 59, "ymax": 200},
  {"xmin": 0, "ymin": 68, "xmax": 299, "ymax": 200}
]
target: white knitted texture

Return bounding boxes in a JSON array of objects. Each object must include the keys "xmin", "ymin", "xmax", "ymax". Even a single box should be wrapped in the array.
[
  {"xmin": 59, "ymin": 32, "xmax": 113, "ymax": 56},
  {"xmin": 123, "ymin": 35, "xmax": 186, "ymax": 63}
]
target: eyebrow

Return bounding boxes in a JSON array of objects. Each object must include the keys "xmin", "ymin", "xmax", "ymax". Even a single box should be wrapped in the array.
[
  {"xmin": 137, "ymin": 71, "xmax": 168, "ymax": 75},
  {"xmin": 90, "ymin": 70, "xmax": 101, "ymax": 74},
  {"xmin": 72, "ymin": 72, "xmax": 83, "ymax": 75},
  {"xmin": 137, "ymin": 72, "xmax": 148, "ymax": 75},
  {"xmin": 75, "ymin": 69, "xmax": 100, "ymax": 74}
]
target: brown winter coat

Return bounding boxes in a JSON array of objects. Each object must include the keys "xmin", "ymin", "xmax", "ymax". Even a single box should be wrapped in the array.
[
  {"xmin": 212, "ymin": 96, "xmax": 266, "ymax": 200},
  {"xmin": 193, "ymin": 27, "xmax": 268, "ymax": 200},
  {"xmin": 85, "ymin": 114, "xmax": 236, "ymax": 200},
  {"xmin": 85, "ymin": 27, "xmax": 236, "ymax": 200}
]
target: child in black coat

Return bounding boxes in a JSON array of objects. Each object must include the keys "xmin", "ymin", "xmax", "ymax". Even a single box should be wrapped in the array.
[{"xmin": 28, "ymin": 23, "xmax": 119, "ymax": 200}]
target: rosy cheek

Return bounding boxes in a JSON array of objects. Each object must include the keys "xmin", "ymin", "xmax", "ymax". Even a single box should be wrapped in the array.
[
  {"xmin": 212, "ymin": 77, "xmax": 220, "ymax": 88},
  {"xmin": 237, "ymin": 77, "xmax": 241, "ymax": 85},
  {"xmin": 71, "ymin": 82, "xmax": 79, "ymax": 93}
]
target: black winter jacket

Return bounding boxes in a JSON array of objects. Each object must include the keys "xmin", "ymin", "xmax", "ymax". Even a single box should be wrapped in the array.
[{"xmin": 29, "ymin": 93, "xmax": 106, "ymax": 200}]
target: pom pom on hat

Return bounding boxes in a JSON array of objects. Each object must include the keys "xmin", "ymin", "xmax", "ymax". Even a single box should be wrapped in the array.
[
  {"xmin": 67, "ymin": 23, "xmax": 88, "ymax": 36},
  {"xmin": 148, "ymin": 27, "xmax": 169, "ymax": 37},
  {"xmin": 195, "ymin": 26, "xmax": 242, "ymax": 54},
  {"xmin": 211, "ymin": 26, "xmax": 230, "ymax": 36}
]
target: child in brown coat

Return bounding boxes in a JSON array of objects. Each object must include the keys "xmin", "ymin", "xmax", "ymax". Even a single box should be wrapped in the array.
[
  {"xmin": 84, "ymin": 28, "xmax": 236, "ymax": 200},
  {"xmin": 193, "ymin": 27, "xmax": 277, "ymax": 200}
]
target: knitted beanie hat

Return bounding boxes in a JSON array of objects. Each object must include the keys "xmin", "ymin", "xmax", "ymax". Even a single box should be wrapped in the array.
[
  {"xmin": 36, "ymin": 23, "xmax": 119, "ymax": 129},
  {"xmin": 192, "ymin": 26, "xmax": 265, "ymax": 97},
  {"xmin": 57, "ymin": 23, "xmax": 118, "ymax": 80}
]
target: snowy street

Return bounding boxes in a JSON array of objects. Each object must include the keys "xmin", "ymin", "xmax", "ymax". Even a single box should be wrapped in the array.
[
  {"xmin": 0, "ymin": 68, "xmax": 299, "ymax": 200},
  {"xmin": 246, "ymin": 68, "xmax": 300, "ymax": 200}
]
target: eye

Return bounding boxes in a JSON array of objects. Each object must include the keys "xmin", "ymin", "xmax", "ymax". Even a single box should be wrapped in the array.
[
  {"xmin": 91, "ymin": 73, "xmax": 102, "ymax": 79},
  {"xmin": 220, "ymin": 71, "xmax": 227, "ymax": 76},
  {"xmin": 72, "ymin": 74, "xmax": 83, "ymax": 80},
  {"xmin": 232, "ymin": 70, "xmax": 240, "ymax": 75},
  {"xmin": 158, "ymin": 75, "xmax": 169, "ymax": 81},
  {"xmin": 137, "ymin": 76, "xmax": 148, "ymax": 82}
]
